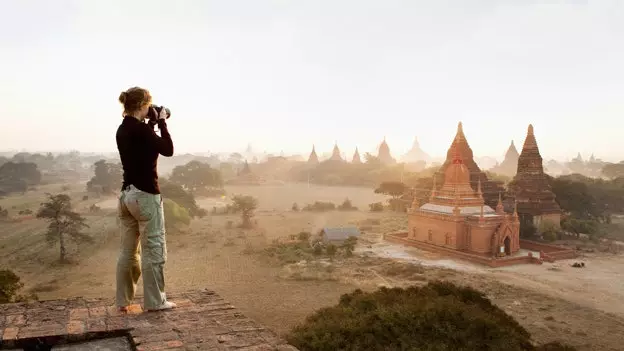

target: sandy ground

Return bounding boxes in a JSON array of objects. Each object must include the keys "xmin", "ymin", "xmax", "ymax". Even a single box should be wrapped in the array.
[{"xmin": 2, "ymin": 182, "xmax": 624, "ymax": 350}]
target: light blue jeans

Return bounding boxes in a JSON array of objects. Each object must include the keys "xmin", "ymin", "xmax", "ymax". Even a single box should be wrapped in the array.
[{"xmin": 115, "ymin": 185, "xmax": 168, "ymax": 310}]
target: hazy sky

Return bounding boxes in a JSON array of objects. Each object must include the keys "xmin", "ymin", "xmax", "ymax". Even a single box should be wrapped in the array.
[{"xmin": 1, "ymin": 0, "xmax": 623, "ymax": 161}]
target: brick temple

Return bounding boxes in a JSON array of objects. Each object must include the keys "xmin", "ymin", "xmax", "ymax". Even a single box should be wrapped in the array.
[
  {"xmin": 0, "ymin": 289, "xmax": 296, "ymax": 350},
  {"xmin": 434, "ymin": 122, "xmax": 505, "ymax": 209},
  {"xmin": 506, "ymin": 124, "xmax": 562, "ymax": 230},
  {"xmin": 406, "ymin": 143, "xmax": 521, "ymax": 258}
]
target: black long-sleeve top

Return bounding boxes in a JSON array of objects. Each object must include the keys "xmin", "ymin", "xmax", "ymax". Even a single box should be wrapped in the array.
[{"xmin": 116, "ymin": 116, "xmax": 173, "ymax": 194}]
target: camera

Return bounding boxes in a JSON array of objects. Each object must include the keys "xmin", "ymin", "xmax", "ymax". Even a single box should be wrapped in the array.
[{"xmin": 147, "ymin": 104, "xmax": 171, "ymax": 120}]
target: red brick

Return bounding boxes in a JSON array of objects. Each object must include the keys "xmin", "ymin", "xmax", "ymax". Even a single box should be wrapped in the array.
[
  {"xmin": 86, "ymin": 318, "xmax": 107, "ymax": 333},
  {"xmin": 5, "ymin": 314, "xmax": 25, "ymax": 326},
  {"xmin": 106, "ymin": 317, "xmax": 128, "ymax": 331},
  {"xmin": 89, "ymin": 306, "xmax": 107, "ymax": 317},
  {"xmin": 69, "ymin": 308, "xmax": 89, "ymax": 320},
  {"xmin": 2, "ymin": 327, "xmax": 19, "ymax": 341},
  {"xmin": 67, "ymin": 320, "xmax": 85, "ymax": 335},
  {"xmin": 18, "ymin": 323, "xmax": 65, "ymax": 339}
]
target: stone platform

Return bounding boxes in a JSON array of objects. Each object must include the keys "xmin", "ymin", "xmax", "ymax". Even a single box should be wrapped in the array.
[{"xmin": 0, "ymin": 289, "xmax": 297, "ymax": 350}]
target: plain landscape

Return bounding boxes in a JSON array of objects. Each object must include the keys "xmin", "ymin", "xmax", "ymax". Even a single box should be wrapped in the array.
[{"xmin": 2, "ymin": 179, "xmax": 624, "ymax": 350}]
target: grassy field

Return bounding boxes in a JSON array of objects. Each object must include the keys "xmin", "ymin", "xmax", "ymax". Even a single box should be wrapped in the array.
[{"xmin": 1, "ymin": 182, "xmax": 624, "ymax": 350}]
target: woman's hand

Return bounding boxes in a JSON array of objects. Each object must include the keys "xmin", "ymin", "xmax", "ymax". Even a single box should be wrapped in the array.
[{"xmin": 157, "ymin": 107, "xmax": 168, "ymax": 120}]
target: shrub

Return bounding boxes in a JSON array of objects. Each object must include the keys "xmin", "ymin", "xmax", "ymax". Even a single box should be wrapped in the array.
[
  {"xmin": 303, "ymin": 201, "xmax": 336, "ymax": 212},
  {"xmin": 298, "ymin": 231, "xmax": 312, "ymax": 242},
  {"xmin": 0, "ymin": 269, "xmax": 37, "ymax": 304},
  {"xmin": 287, "ymin": 281, "xmax": 575, "ymax": 351},
  {"xmin": 338, "ymin": 198, "xmax": 358, "ymax": 211},
  {"xmin": 163, "ymin": 199, "xmax": 191, "ymax": 233},
  {"xmin": 0, "ymin": 206, "xmax": 8, "ymax": 219},
  {"xmin": 369, "ymin": 202, "xmax": 384, "ymax": 212},
  {"xmin": 292, "ymin": 203, "xmax": 299, "ymax": 212}
]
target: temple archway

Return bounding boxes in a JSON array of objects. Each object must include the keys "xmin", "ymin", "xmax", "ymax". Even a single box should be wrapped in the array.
[{"xmin": 504, "ymin": 236, "xmax": 511, "ymax": 256}]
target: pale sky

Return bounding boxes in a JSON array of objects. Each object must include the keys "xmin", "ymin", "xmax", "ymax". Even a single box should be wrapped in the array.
[{"xmin": 1, "ymin": 0, "xmax": 623, "ymax": 161}]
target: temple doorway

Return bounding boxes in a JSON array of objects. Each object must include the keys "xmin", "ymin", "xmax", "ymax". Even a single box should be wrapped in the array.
[{"xmin": 504, "ymin": 236, "xmax": 511, "ymax": 256}]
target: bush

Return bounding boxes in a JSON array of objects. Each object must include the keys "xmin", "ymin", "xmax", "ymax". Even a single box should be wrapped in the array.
[
  {"xmin": 163, "ymin": 199, "xmax": 191, "ymax": 233},
  {"xmin": 287, "ymin": 281, "xmax": 575, "ymax": 351},
  {"xmin": 292, "ymin": 202, "xmax": 299, "ymax": 212},
  {"xmin": 303, "ymin": 201, "xmax": 336, "ymax": 212},
  {"xmin": 338, "ymin": 198, "xmax": 358, "ymax": 211},
  {"xmin": 0, "ymin": 269, "xmax": 37, "ymax": 304},
  {"xmin": 369, "ymin": 202, "xmax": 384, "ymax": 212},
  {"xmin": 0, "ymin": 206, "xmax": 8, "ymax": 219}
]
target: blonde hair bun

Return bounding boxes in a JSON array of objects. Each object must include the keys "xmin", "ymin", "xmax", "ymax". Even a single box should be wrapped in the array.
[{"xmin": 118, "ymin": 91, "xmax": 127, "ymax": 104}]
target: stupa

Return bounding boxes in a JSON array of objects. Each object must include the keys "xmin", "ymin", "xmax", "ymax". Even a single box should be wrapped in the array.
[
  {"xmin": 307, "ymin": 145, "xmax": 319, "ymax": 164},
  {"xmin": 507, "ymin": 124, "xmax": 561, "ymax": 229},
  {"xmin": 352, "ymin": 147, "xmax": 362, "ymax": 164},
  {"xmin": 490, "ymin": 140, "xmax": 519, "ymax": 177},
  {"xmin": 434, "ymin": 122, "xmax": 504, "ymax": 209},
  {"xmin": 377, "ymin": 137, "xmax": 396, "ymax": 165}
]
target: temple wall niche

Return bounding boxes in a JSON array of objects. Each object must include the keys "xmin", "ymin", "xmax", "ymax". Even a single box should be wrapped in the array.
[
  {"xmin": 468, "ymin": 225, "xmax": 497, "ymax": 254},
  {"xmin": 409, "ymin": 215, "xmax": 461, "ymax": 248}
]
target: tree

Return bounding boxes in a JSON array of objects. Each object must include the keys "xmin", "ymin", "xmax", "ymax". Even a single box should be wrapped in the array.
[
  {"xmin": 160, "ymin": 179, "xmax": 206, "ymax": 218},
  {"xmin": 37, "ymin": 194, "xmax": 92, "ymax": 263},
  {"xmin": 561, "ymin": 217, "xmax": 600, "ymax": 239},
  {"xmin": 0, "ymin": 161, "xmax": 41, "ymax": 194},
  {"xmin": 86, "ymin": 160, "xmax": 122, "ymax": 195},
  {"xmin": 170, "ymin": 160, "xmax": 223, "ymax": 195},
  {"xmin": 163, "ymin": 199, "xmax": 191, "ymax": 233},
  {"xmin": 601, "ymin": 162, "xmax": 624, "ymax": 179},
  {"xmin": 375, "ymin": 181, "xmax": 407, "ymax": 211},
  {"xmin": 232, "ymin": 195, "xmax": 258, "ymax": 228},
  {"xmin": 0, "ymin": 270, "xmax": 36, "ymax": 304},
  {"xmin": 375, "ymin": 181, "xmax": 406, "ymax": 200},
  {"xmin": 287, "ymin": 281, "xmax": 574, "ymax": 351}
]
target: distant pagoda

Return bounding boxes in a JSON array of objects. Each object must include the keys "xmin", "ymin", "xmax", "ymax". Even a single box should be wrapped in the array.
[
  {"xmin": 352, "ymin": 147, "xmax": 362, "ymax": 164},
  {"xmin": 377, "ymin": 137, "xmax": 396, "ymax": 165},
  {"xmin": 434, "ymin": 122, "xmax": 504, "ymax": 209},
  {"xmin": 328, "ymin": 142, "xmax": 344, "ymax": 162},
  {"xmin": 307, "ymin": 145, "xmax": 319, "ymax": 164},
  {"xmin": 490, "ymin": 140, "xmax": 519, "ymax": 177},
  {"xmin": 402, "ymin": 136, "xmax": 430, "ymax": 163},
  {"xmin": 507, "ymin": 124, "xmax": 561, "ymax": 230}
]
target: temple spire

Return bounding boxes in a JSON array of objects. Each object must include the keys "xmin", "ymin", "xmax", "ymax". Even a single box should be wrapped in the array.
[
  {"xmin": 496, "ymin": 192, "xmax": 504, "ymax": 214},
  {"xmin": 477, "ymin": 178, "xmax": 483, "ymax": 198},
  {"xmin": 522, "ymin": 124, "xmax": 538, "ymax": 150},
  {"xmin": 454, "ymin": 121, "xmax": 466, "ymax": 142},
  {"xmin": 430, "ymin": 176, "xmax": 437, "ymax": 200}
]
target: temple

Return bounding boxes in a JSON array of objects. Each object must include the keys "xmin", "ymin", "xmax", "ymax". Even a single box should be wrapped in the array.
[
  {"xmin": 352, "ymin": 147, "xmax": 362, "ymax": 164},
  {"xmin": 507, "ymin": 124, "xmax": 561, "ymax": 230},
  {"xmin": 402, "ymin": 136, "xmax": 431, "ymax": 163},
  {"xmin": 434, "ymin": 122, "xmax": 504, "ymax": 208},
  {"xmin": 307, "ymin": 145, "xmax": 319, "ymax": 164},
  {"xmin": 407, "ymin": 143, "xmax": 520, "ymax": 257},
  {"xmin": 327, "ymin": 142, "xmax": 344, "ymax": 162},
  {"xmin": 377, "ymin": 138, "xmax": 396, "ymax": 165},
  {"xmin": 490, "ymin": 140, "xmax": 519, "ymax": 177}
]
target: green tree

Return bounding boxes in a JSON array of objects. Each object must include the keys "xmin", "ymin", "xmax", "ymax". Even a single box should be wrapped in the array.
[
  {"xmin": 170, "ymin": 160, "xmax": 223, "ymax": 195},
  {"xmin": 163, "ymin": 199, "xmax": 192, "ymax": 233},
  {"xmin": 374, "ymin": 181, "xmax": 406, "ymax": 200},
  {"xmin": 561, "ymin": 217, "xmax": 601, "ymax": 239},
  {"xmin": 160, "ymin": 179, "xmax": 206, "ymax": 217},
  {"xmin": 601, "ymin": 162, "xmax": 624, "ymax": 179},
  {"xmin": 86, "ymin": 160, "xmax": 122, "ymax": 195},
  {"xmin": 0, "ymin": 161, "xmax": 41, "ymax": 195},
  {"xmin": 0, "ymin": 270, "xmax": 37, "ymax": 304},
  {"xmin": 37, "ymin": 194, "xmax": 92, "ymax": 263},
  {"xmin": 287, "ymin": 281, "xmax": 574, "ymax": 351},
  {"xmin": 232, "ymin": 195, "xmax": 258, "ymax": 228}
]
